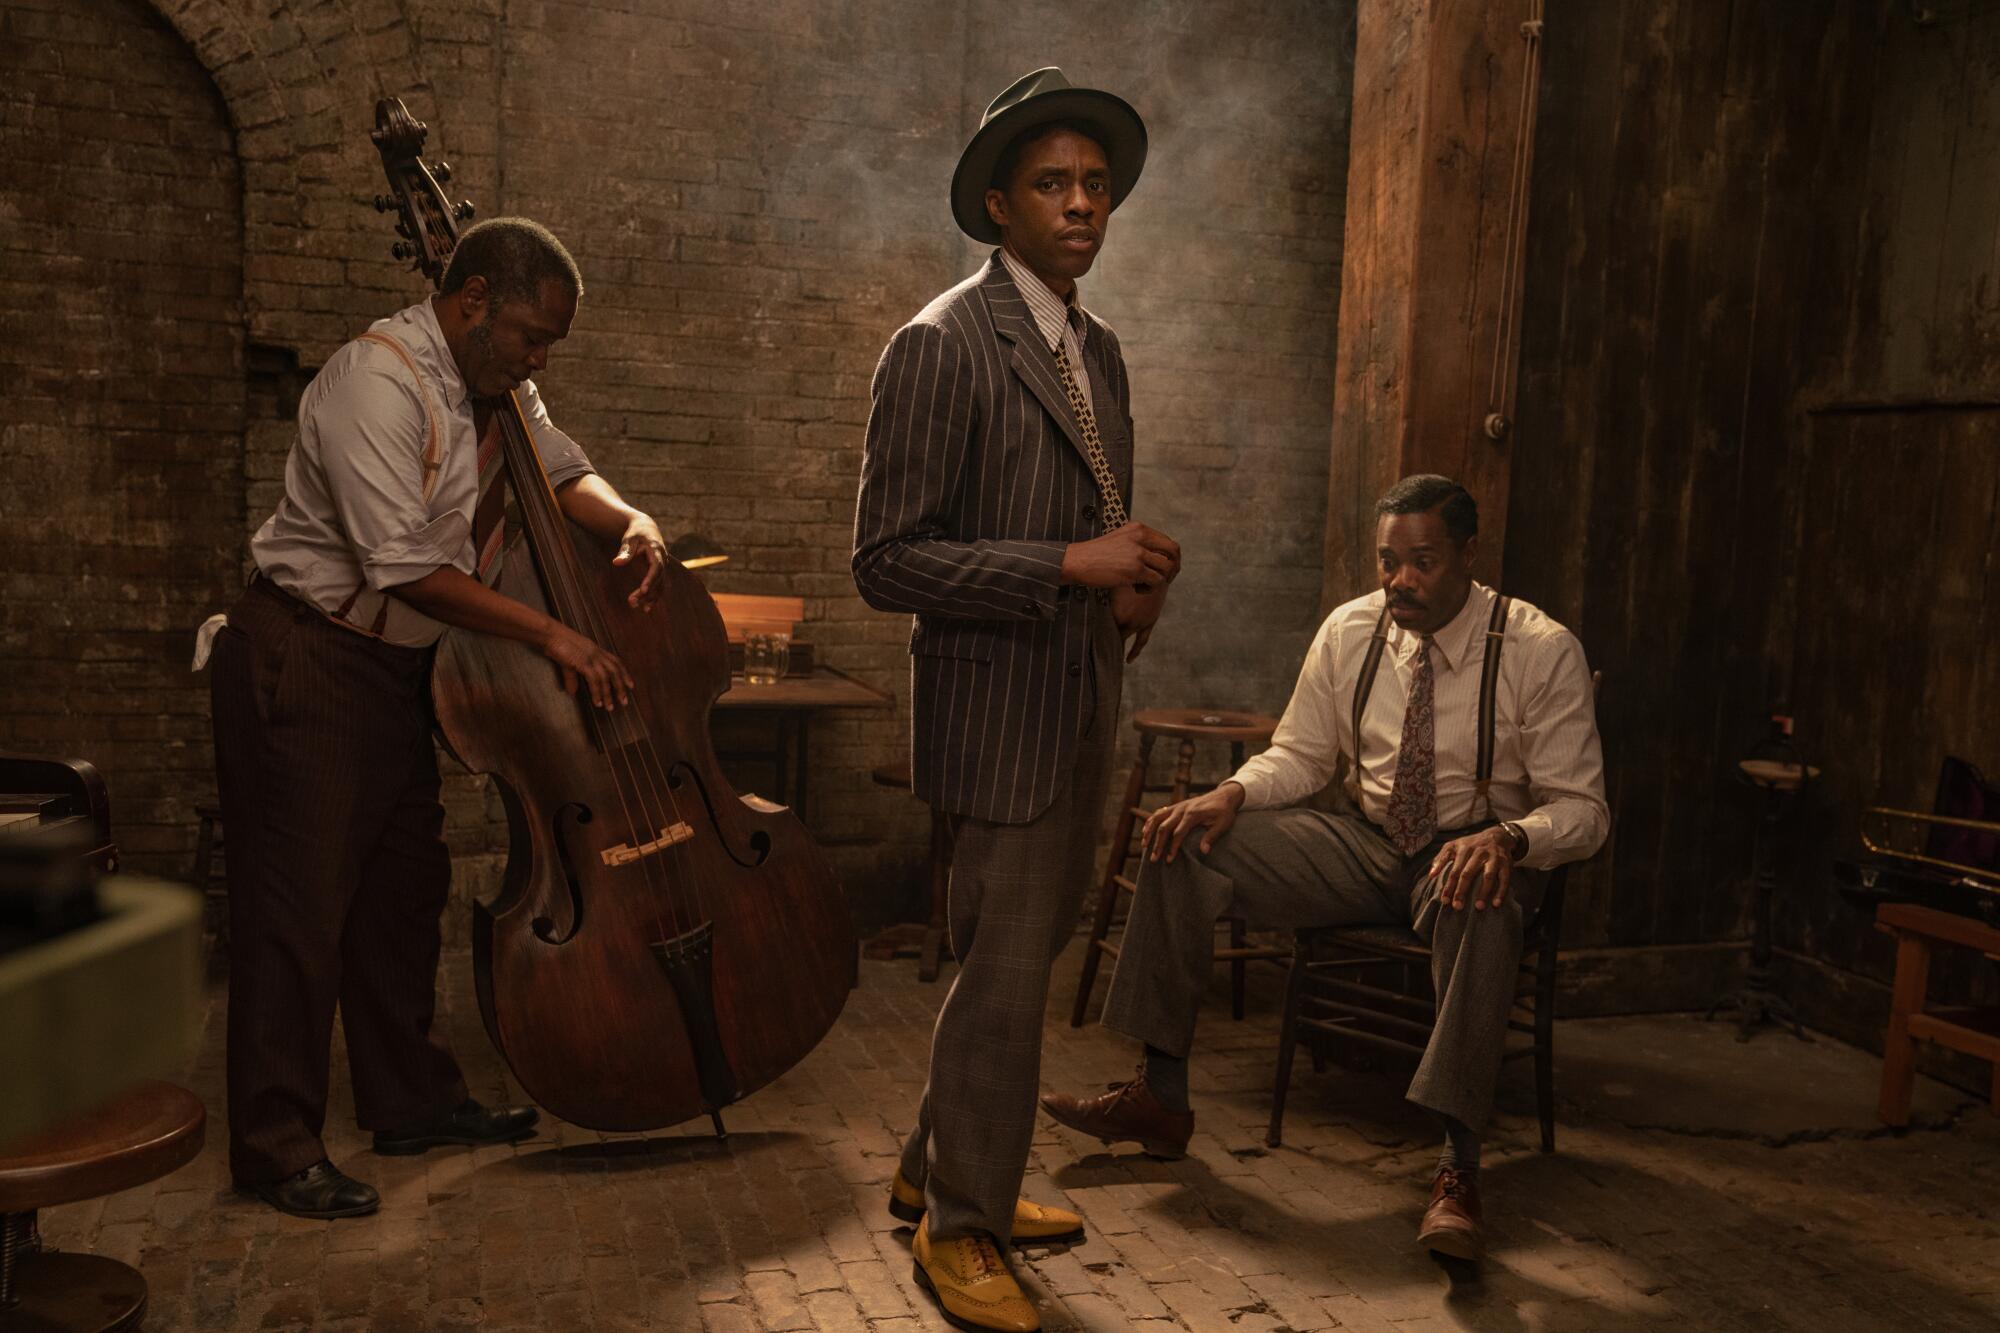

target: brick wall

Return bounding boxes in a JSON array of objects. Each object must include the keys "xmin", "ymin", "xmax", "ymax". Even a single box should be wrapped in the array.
[
  {"xmin": 5, "ymin": 0, "xmax": 1352, "ymax": 931},
  {"xmin": 0, "ymin": 0, "xmax": 243, "ymax": 869}
]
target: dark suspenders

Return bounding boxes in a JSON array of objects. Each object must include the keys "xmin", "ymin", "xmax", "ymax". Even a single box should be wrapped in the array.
[{"xmin": 1345, "ymin": 594, "xmax": 1513, "ymax": 820}]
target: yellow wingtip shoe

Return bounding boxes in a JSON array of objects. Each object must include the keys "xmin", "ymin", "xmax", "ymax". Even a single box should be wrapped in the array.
[
  {"xmin": 888, "ymin": 1171, "xmax": 1085, "ymax": 1246},
  {"xmin": 911, "ymin": 1217, "xmax": 1041, "ymax": 1333}
]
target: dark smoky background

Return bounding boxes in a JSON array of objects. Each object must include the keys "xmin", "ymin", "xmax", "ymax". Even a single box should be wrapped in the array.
[{"xmin": 2, "ymin": 0, "xmax": 1355, "ymax": 927}]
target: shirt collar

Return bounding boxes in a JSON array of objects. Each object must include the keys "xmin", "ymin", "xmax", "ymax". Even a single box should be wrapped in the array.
[
  {"xmin": 998, "ymin": 247, "xmax": 1083, "ymax": 355},
  {"xmin": 1388, "ymin": 581, "xmax": 1491, "ymax": 673},
  {"xmin": 402, "ymin": 296, "xmax": 470, "ymax": 412}
]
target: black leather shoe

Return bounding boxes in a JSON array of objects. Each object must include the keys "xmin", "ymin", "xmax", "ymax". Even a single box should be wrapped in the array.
[
  {"xmin": 244, "ymin": 1159, "xmax": 380, "ymax": 1219},
  {"xmin": 372, "ymin": 1098, "xmax": 540, "ymax": 1156}
]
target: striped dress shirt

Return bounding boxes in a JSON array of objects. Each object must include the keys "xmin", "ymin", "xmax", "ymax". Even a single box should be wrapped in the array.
[
  {"xmin": 998, "ymin": 248, "xmax": 1088, "ymax": 380},
  {"xmin": 249, "ymin": 298, "xmax": 594, "ymax": 647},
  {"xmin": 1230, "ymin": 583, "xmax": 1609, "ymax": 869}
]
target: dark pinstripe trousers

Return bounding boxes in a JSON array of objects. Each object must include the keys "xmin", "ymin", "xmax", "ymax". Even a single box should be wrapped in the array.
[
  {"xmin": 210, "ymin": 578, "xmax": 467, "ymax": 1185},
  {"xmin": 899, "ymin": 612, "xmax": 1123, "ymax": 1246}
]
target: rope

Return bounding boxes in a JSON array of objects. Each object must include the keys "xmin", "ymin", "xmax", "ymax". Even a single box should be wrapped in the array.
[{"xmin": 1485, "ymin": 0, "xmax": 1547, "ymax": 442}]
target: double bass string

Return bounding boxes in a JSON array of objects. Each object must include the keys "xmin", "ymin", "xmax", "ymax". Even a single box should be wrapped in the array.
[{"xmin": 500, "ymin": 398, "xmax": 709, "ymax": 940}]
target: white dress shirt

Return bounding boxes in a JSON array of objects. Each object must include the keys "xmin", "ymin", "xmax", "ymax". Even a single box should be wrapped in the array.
[
  {"xmin": 248, "ymin": 298, "xmax": 594, "ymax": 647},
  {"xmin": 1230, "ymin": 583, "xmax": 1609, "ymax": 870}
]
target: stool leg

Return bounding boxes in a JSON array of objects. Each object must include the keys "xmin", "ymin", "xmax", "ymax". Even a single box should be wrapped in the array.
[
  {"xmin": 1267, "ymin": 936, "xmax": 1308, "ymax": 1148},
  {"xmin": 1, "ymin": 1211, "xmax": 34, "ymax": 1308},
  {"xmin": 1230, "ymin": 916, "xmax": 1247, "ymax": 1021},
  {"xmin": 920, "ymin": 811, "xmax": 951, "ymax": 983},
  {"xmin": 1169, "ymin": 737, "xmax": 1196, "ymax": 804},
  {"xmin": 1878, "ymin": 932, "xmax": 1931, "ymax": 1127},
  {"xmin": 1535, "ymin": 933, "xmax": 1558, "ymax": 1153},
  {"xmin": 1072, "ymin": 734, "xmax": 1155, "ymax": 1027}
]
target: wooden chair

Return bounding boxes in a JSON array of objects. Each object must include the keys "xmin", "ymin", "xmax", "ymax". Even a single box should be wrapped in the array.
[
  {"xmin": 1071, "ymin": 708, "xmax": 1289, "ymax": 1028},
  {"xmin": 0, "ymin": 1080, "xmax": 205, "ymax": 1330},
  {"xmin": 1265, "ymin": 865, "xmax": 1569, "ymax": 1151},
  {"xmin": 860, "ymin": 761, "xmax": 951, "ymax": 982}
]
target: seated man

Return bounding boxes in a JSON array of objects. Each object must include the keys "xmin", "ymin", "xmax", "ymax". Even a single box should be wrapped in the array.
[{"xmin": 1041, "ymin": 474, "xmax": 1608, "ymax": 1260}]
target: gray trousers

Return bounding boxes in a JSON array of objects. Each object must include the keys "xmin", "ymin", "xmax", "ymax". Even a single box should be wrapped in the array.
[
  {"xmin": 900, "ymin": 614, "xmax": 1123, "ymax": 1245},
  {"xmin": 1099, "ymin": 805, "xmax": 1541, "ymax": 1132}
]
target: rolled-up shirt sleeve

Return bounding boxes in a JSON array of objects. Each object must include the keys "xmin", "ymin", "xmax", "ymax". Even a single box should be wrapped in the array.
[
  {"xmin": 519, "ymin": 376, "xmax": 595, "ymax": 490},
  {"xmin": 314, "ymin": 364, "xmax": 470, "ymax": 591}
]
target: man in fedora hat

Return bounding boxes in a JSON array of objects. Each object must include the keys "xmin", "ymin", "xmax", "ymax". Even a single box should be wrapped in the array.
[{"xmin": 853, "ymin": 67, "xmax": 1178, "ymax": 1332}]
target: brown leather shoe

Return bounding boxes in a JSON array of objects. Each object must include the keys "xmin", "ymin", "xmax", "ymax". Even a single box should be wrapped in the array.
[
  {"xmin": 1039, "ymin": 1072, "xmax": 1193, "ymax": 1159},
  {"xmin": 1417, "ymin": 1167, "xmax": 1483, "ymax": 1259}
]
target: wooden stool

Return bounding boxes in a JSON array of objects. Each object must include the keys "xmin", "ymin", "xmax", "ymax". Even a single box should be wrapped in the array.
[
  {"xmin": 1876, "ymin": 901, "xmax": 2000, "ymax": 1126},
  {"xmin": 0, "ymin": 1080, "xmax": 205, "ymax": 1332},
  {"xmin": 1071, "ymin": 708, "xmax": 1288, "ymax": 1027},
  {"xmin": 860, "ymin": 762, "xmax": 951, "ymax": 983}
]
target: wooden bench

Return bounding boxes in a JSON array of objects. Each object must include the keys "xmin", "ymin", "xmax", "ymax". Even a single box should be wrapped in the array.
[{"xmin": 1876, "ymin": 901, "xmax": 2000, "ymax": 1126}]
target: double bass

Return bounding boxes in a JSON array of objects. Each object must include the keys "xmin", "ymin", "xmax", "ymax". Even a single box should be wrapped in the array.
[{"xmin": 368, "ymin": 99, "xmax": 851, "ymax": 1135}]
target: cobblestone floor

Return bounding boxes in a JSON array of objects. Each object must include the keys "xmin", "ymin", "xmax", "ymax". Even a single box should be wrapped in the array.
[{"xmin": 41, "ymin": 946, "xmax": 2000, "ymax": 1332}]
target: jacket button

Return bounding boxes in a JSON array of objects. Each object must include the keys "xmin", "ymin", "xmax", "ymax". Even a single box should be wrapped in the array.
[
  {"xmin": 1068, "ymin": 661, "xmax": 1083, "ymax": 678},
  {"xmin": 1081, "ymin": 503, "xmax": 1096, "ymax": 520}
]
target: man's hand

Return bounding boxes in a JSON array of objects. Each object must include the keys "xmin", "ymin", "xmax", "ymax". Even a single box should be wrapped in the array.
[
  {"xmin": 541, "ymin": 622, "xmax": 636, "ymax": 711},
  {"xmin": 1428, "ymin": 825, "xmax": 1519, "ymax": 911},
  {"xmin": 1060, "ymin": 522, "xmax": 1181, "ymax": 589},
  {"xmin": 1142, "ymin": 781, "xmax": 1246, "ymax": 863},
  {"xmin": 1111, "ymin": 583, "xmax": 1168, "ymax": 662},
  {"xmin": 611, "ymin": 513, "xmax": 670, "ymax": 611}
]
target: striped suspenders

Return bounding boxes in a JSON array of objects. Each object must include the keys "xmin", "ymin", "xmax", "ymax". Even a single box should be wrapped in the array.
[{"xmin": 1344, "ymin": 595, "xmax": 1513, "ymax": 821}]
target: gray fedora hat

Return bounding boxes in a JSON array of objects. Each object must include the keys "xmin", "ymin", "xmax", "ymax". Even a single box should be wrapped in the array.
[{"xmin": 951, "ymin": 67, "xmax": 1148, "ymax": 245}]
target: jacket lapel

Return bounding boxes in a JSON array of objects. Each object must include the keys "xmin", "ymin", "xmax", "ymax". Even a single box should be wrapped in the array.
[{"xmin": 980, "ymin": 256, "xmax": 1094, "ymax": 467}]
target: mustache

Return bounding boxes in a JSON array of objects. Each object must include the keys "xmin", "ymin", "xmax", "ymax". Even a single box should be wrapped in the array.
[{"xmin": 1389, "ymin": 594, "xmax": 1425, "ymax": 608}]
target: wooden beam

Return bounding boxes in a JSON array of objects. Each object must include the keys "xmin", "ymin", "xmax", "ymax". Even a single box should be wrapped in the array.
[{"xmin": 1322, "ymin": 0, "xmax": 1538, "ymax": 611}]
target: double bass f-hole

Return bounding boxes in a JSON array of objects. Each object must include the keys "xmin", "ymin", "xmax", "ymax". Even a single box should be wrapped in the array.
[{"xmin": 533, "ymin": 801, "xmax": 593, "ymax": 945}]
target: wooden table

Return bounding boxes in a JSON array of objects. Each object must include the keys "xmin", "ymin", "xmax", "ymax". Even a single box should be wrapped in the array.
[{"xmin": 713, "ymin": 667, "xmax": 893, "ymax": 824}]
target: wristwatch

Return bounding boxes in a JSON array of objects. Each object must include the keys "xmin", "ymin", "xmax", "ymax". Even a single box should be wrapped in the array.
[{"xmin": 1500, "ymin": 820, "xmax": 1529, "ymax": 860}]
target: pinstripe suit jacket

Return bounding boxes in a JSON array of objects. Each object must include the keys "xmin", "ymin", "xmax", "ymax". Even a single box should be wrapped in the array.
[{"xmin": 853, "ymin": 253, "xmax": 1134, "ymax": 824}]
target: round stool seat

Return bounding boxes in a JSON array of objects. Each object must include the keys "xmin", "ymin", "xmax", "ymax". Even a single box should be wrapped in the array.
[
  {"xmin": 1131, "ymin": 708, "xmax": 1279, "ymax": 743},
  {"xmin": 871, "ymin": 760, "xmax": 914, "ymax": 790},
  {"xmin": 0, "ymin": 1081, "xmax": 205, "ymax": 1214}
]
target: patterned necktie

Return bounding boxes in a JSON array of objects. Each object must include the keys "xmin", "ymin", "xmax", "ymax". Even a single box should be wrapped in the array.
[
  {"xmin": 1048, "ymin": 326, "xmax": 1128, "ymax": 529},
  {"xmin": 1383, "ymin": 636, "xmax": 1438, "ymax": 856},
  {"xmin": 471, "ymin": 402, "xmax": 508, "ymax": 587}
]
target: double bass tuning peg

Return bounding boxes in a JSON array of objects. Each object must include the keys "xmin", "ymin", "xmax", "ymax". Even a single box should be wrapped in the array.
[
  {"xmin": 392, "ymin": 241, "xmax": 413, "ymax": 261},
  {"xmin": 373, "ymin": 194, "xmax": 394, "ymax": 213},
  {"xmin": 434, "ymin": 161, "xmax": 452, "ymax": 183},
  {"xmin": 455, "ymin": 200, "xmax": 476, "ymax": 221}
]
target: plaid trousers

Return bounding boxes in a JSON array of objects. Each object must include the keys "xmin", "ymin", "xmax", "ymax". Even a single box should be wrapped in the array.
[{"xmin": 898, "ymin": 614, "xmax": 1122, "ymax": 1245}]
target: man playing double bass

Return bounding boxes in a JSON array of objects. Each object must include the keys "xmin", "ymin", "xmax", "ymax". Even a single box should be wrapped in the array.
[{"xmin": 210, "ymin": 218, "xmax": 669, "ymax": 1219}]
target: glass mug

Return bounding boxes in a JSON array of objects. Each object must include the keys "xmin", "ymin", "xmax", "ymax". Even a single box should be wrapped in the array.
[{"xmin": 743, "ymin": 631, "xmax": 791, "ymax": 686}]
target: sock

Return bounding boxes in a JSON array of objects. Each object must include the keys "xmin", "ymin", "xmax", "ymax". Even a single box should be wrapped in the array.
[
  {"xmin": 1142, "ymin": 1045, "xmax": 1190, "ymax": 1113},
  {"xmin": 1436, "ymin": 1113, "xmax": 1481, "ymax": 1177}
]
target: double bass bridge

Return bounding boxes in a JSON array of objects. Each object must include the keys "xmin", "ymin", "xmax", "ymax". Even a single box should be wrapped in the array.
[{"xmin": 600, "ymin": 821, "xmax": 695, "ymax": 867}]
